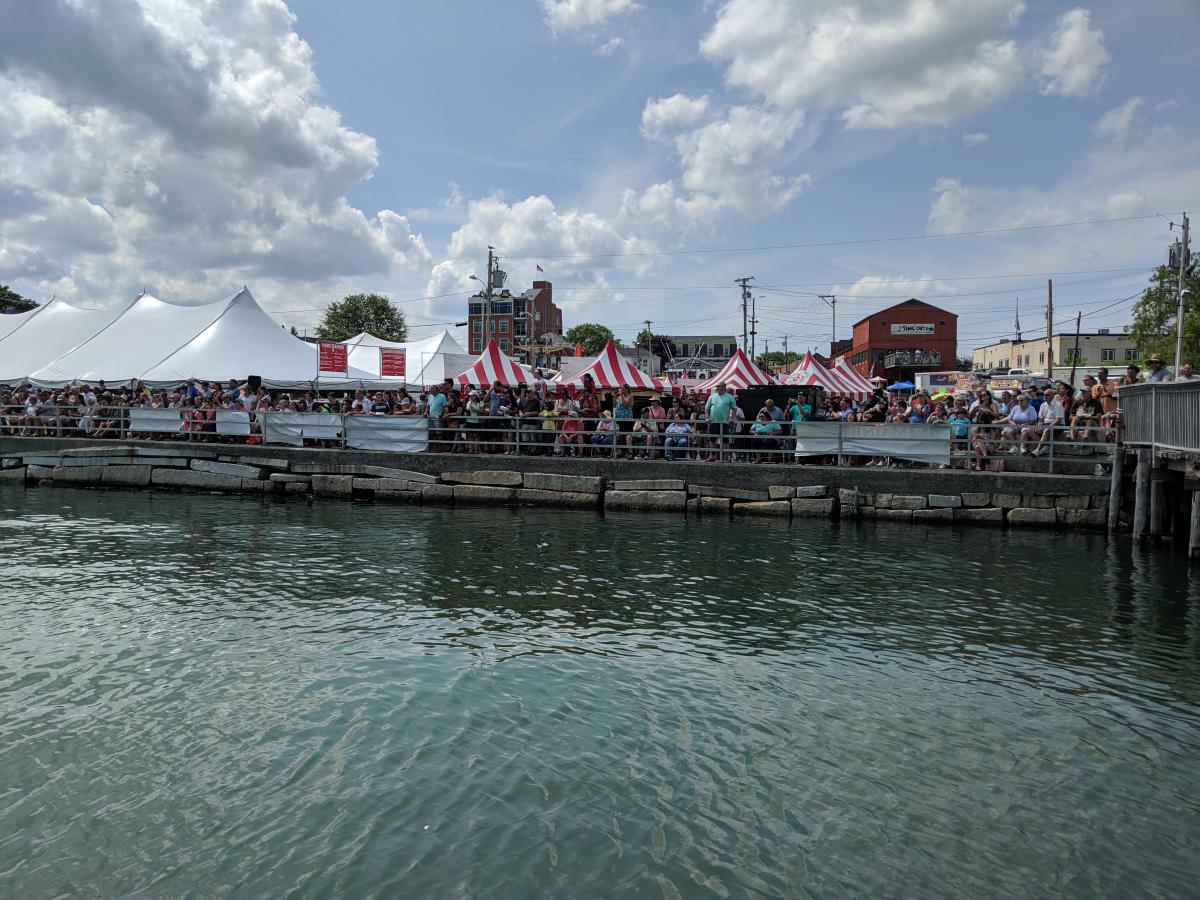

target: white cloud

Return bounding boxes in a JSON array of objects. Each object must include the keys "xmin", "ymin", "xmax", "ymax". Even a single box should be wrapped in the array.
[
  {"xmin": 426, "ymin": 194, "xmax": 655, "ymax": 301},
  {"xmin": 700, "ymin": 0, "xmax": 1025, "ymax": 129},
  {"xmin": 594, "ymin": 36, "xmax": 624, "ymax": 56},
  {"xmin": 1039, "ymin": 8, "xmax": 1110, "ymax": 98},
  {"xmin": 640, "ymin": 94, "xmax": 710, "ymax": 141},
  {"xmin": 539, "ymin": 0, "xmax": 639, "ymax": 34},
  {"xmin": 626, "ymin": 105, "xmax": 810, "ymax": 225},
  {"xmin": 1093, "ymin": 97, "xmax": 1143, "ymax": 141},
  {"xmin": 0, "ymin": 0, "xmax": 428, "ymax": 310},
  {"xmin": 963, "ymin": 131, "xmax": 991, "ymax": 146}
]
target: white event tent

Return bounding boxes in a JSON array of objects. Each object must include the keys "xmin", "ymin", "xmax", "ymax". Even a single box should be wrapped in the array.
[
  {"xmin": 22, "ymin": 288, "xmax": 377, "ymax": 388},
  {"xmin": 342, "ymin": 330, "xmax": 472, "ymax": 387},
  {"xmin": 0, "ymin": 300, "xmax": 121, "ymax": 385},
  {"xmin": 0, "ymin": 305, "xmax": 42, "ymax": 342}
]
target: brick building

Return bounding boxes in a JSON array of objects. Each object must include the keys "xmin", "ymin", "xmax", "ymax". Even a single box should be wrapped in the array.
[
  {"xmin": 843, "ymin": 298, "xmax": 958, "ymax": 380},
  {"xmin": 467, "ymin": 279, "xmax": 564, "ymax": 364}
]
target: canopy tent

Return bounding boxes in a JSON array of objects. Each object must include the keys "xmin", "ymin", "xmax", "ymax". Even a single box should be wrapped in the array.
[
  {"xmin": 27, "ymin": 289, "xmax": 377, "ymax": 388},
  {"xmin": 0, "ymin": 306, "xmax": 42, "ymax": 342},
  {"xmin": 343, "ymin": 330, "xmax": 470, "ymax": 386},
  {"xmin": 694, "ymin": 348, "xmax": 777, "ymax": 394},
  {"xmin": 887, "ymin": 381, "xmax": 916, "ymax": 392},
  {"xmin": 554, "ymin": 340, "xmax": 666, "ymax": 391},
  {"xmin": 781, "ymin": 351, "xmax": 842, "ymax": 392},
  {"xmin": 0, "ymin": 299, "xmax": 121, "ymax": 385},
  {"xmin": 138, "ymin": 288, "xmax": 377, "ymax": 388},
  {"xmin": 451, "ymin": 339, "xmax": 535, "ymax": 386},
  {"xmin": 830, "ymin": 359, "xmax": 875, "ymax": 401}
]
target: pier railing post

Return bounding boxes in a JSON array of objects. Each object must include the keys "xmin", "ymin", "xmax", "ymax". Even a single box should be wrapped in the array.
[
  {"xmin": 1133, "ymin": 448, "xmax": 1151, "ymax": 538},
  {"xmin": 1107, "ymin": 444, "xmax": 1123, "ymax": 532},
  {"xmin": 1190, "ymin": 491, "xmax": 1200, "ymax": 560}
]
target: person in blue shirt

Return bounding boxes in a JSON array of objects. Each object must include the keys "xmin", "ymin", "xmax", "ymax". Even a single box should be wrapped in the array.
[
  {"xmin": 750, "ymin": 412, "xmax": 782, "ymax": 463},
  {"xmin": 704, "ymin": 382, "xmax": 738, "ymax": 461}
]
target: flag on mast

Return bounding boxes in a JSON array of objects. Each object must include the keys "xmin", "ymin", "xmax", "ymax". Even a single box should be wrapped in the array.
[{"xmin": 536, "ymin": 264, "xmax": 544, "ymax": 273}]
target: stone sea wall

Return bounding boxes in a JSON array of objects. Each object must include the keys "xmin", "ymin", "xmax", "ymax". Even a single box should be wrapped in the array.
[{"xmin": 0, "ymin": 443, "xmax": 1109, "ymax": 530}]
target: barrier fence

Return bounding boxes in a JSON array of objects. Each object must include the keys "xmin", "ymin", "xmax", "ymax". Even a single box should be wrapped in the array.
[
  {"xmin": 1118, "ymin": 381, "xmax": 1200, "ymax": 454},
  {"xmin": 0, "ymin": 404, "xmax": 1114, "ymax": 470}
]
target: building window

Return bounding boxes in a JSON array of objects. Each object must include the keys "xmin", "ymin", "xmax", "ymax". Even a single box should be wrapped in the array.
[
  {"xmin": 468, "ymin": 302, "xmax": 483, "ymax": 315},
  {"xmin": 499, "ymin": 338, "xmax": 510, "ymax": 352},
  {"xmin": 1125, "ymin": 348, "xmax": 1139, "ymax": 361},
  {"xmin": 488, "ymin": 320, "xmax": 495, "ymax": 333},
  {"xmin": 515, "ymin": 321, "xmax": 527, "ymax": 336},
  {"xmin": 1064, "ymin": 348, "xmax": 1081, "ymax": 362},
  {"xmin": 1101, "ymin": 348, "xmax": 1115, "ymax": 361},
  {"xmin": 1039, "ymin": 352, "xmax": 1045, "ymax": 364},
  {"xmin": 472, "ymin": 320, "xmax": 482, "ymax": 333},
  {"xmin": 472, "ymin": 338, "xmax": 481, "ymax": 352},
  {"xmin": 499, "ymin": 320, "xmax": 509, "ymax": 333}
]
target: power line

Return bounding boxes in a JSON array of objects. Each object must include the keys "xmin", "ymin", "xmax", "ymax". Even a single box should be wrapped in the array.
[{"xmin": 499, "ymin": 213, "xmax": 1168, "ymax": 261}]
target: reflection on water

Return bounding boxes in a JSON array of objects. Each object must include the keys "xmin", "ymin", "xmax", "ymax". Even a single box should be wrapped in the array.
[{"xmin": 0, "ymin": 486, "xmax": 1197, "ymax": 897}]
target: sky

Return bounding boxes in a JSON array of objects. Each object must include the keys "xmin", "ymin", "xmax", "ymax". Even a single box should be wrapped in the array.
[{"xmin": 1, "ymin": 0, "xmax": 1198, "ymax": 357}]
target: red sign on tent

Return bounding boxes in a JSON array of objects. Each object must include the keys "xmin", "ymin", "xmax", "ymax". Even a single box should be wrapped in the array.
[
  {"xmin": 318, "ymin": 341, "xmax": 348, "ymax": 374},
  {"xmin": 380, "ymin": 347, "xmax": 406, "ymax": 378}
]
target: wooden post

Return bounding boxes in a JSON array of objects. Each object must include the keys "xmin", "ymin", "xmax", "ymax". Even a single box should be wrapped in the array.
[
  {"xmin": 1190, "ymin": 491, "xmax": 1200, "ymax": 560},
  {"xmin": 1107, "ymin": 447, "xmax": 1123, "ymax": 532},
  {"xmin": 1150, "ymin": 463, "xmax": 1171, "ymax": 536},
  {"xmin": 1132, "ymin": 449, "xmax": 1151, "ymax": 538}
]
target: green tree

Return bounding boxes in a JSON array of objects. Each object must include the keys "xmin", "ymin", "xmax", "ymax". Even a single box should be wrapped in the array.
[
  {"xmin": 314, "ymin": 293, "xmax": 407, "ymax": 342},
  {"xmin": 566, "ymin": 322, "xmax": 618, "ymax": 354},
  {"xmin": 1129, "ymin": 265, "xmax": 1200, "ymax": 365},
  {"xmin": 0, "ymin": 284, "xmax": 38, "ymax": 314},
  {"xmin": 756, "ymin": 350, "xmax": 799, "ymax": 370}
]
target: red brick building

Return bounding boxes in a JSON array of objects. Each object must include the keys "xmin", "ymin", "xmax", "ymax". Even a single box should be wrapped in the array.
[
  {"xmin": 467, "ymin": 280, "xmax": 564, "ymax": 363},
  {"xmin": 844, "ymin": 298, "xmax": 958, "ymax": 380}
]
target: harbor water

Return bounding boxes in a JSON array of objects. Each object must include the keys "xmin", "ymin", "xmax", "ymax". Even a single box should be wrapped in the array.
[{"xmin": 1, "ymin": 486, "xmax": 1198, "ymax": 897}]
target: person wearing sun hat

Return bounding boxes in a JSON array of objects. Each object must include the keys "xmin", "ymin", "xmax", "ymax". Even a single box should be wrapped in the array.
[{"xmin": 1144, "ymin": 354, "xmax": 1173, "ymax": 383}]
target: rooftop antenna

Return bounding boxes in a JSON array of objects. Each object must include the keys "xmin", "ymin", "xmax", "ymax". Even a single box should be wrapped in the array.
[{"xmin": 1014, "ymin": 296, "xmax": 1022, "ymax": 342}]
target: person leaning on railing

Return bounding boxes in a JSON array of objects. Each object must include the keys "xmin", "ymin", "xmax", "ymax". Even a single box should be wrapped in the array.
[
  {"xmin": 591, "ymin": 410, "xmax": 616, "ymax": 455},
  {"xmin": 662, "ymin": 414, "xmax": 692, "ymax": 461}
]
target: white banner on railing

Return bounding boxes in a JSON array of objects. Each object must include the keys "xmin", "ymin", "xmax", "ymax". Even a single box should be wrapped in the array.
[
  {"xmin": 128, "ymin": 407, "xmax": 183, "ymax": 433},
  {"xmin": 215, "ymin": 409, "xmax": 251, "ymax": 436},
  {"xmin": 344, "ymin": 415, "xmax": 428, "ymax": 452},
  {"xmin": 793, "ymin": 422, "xmax": 951, "ymax": 465},
  {"xmin": 261, "ymin": 412, "xmax": 342, "ymax": 446}
]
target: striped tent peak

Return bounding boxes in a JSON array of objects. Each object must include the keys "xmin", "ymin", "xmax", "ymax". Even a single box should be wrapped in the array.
[
  {"xmin": 696, "ymin": 348, "xmax": 777, "ymax": 393},
  {"xmin": 563, "ymin": 341, "xmax": 665, "ymax": 391},
  {"xmin": 452, "ymin": 339, "xmax": 532, "ymax": 386},
  {"xmin": 831, "ymin": 359, "xmax": 875, "ymax": 399}
]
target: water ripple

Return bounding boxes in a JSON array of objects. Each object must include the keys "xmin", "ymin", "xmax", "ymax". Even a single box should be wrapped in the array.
[{"xmin": 0, "ymin": 486, "xmax": 1198, "ymax": 897}]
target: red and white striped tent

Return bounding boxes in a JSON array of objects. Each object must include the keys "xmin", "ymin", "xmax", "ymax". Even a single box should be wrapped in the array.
[
  {"xmin": 451, "ymin": 339, "xmax": 534, "ymax": 387},
  {"xmin": 695, "ymin": 348, "xmax": 778, "ymax": 394},
  {"xmin": 555, "ymin": 340, "xmax": 666, "ymax": 391},
  {"xmin": 830, "ymin": 358, "xmax": 875, "ymax": 401},
  {"xmin": 782, "ymin": 351, "xmax": 842, "ymax": 392}
]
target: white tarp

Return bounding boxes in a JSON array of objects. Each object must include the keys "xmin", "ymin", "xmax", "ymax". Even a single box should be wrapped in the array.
[
  {"xmin": 260, "ymin": 412, "xmax": 342, "ymax": 446},
  {"xmin": 792, "ymin": 422, "xmax": 951, "ymax": 465},
  {"xmin": 0, "ymin": 300, "xmax": 120, "ymax": 384},
  {"xmin": 344, "ymin": 415, "xmax": 428, "ymax": 452},
  {"xmin": 128, "ymin": 407, "xmax": 183, "ymax": 433},
  {"xmin": 215, "ymin": 409, "xmax": 251, "ymax": 436}
]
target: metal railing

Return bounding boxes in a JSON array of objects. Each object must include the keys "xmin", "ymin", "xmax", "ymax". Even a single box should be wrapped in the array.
[
  {"xmin": 0, "ymin": 404, "xmax": 1114, "ymax": 471},
  {"xmin": 1118, "ymin": 381, "xmax": 1200, "ymax": 453}
]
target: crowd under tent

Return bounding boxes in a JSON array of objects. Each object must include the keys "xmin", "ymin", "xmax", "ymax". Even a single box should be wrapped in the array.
[
  {"xmin": 0, "ymin": 299, "xmax": 121, "ymax": 385},
  {"xmin": 452, "ymin": 339, "xmax": 535, "ymax": 387},
  {"xmin": 554, "ymin": 341, "xmax": 667, "ymax": 392}
]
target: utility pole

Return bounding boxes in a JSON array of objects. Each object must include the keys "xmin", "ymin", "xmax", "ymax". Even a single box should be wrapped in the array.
[
  {"xmin": 782, "ymin": 334, "xmax": 789, "ymax": 357},
  {"xmin": 764, "ymin": 339, "xmax": 770, "ymax": 358},
  {"xmin": 750, "ymin": 294, "xmax": 758, "ymax": 358},
  {"xmin": 1069, "ymin": 311, "xmax": 1082, "ymax": 386},
  {"xmin": 484, "ymin": 246, "xmax": 494, "ymax": 347},
  {"xmin": 818, "ymin": 294, "xmax": 837, "ymax": 349},
  {"xmin": 1046, "ymin": 278, "xmax": 1054, "ymax": 379},
  {"xmin": 735, "ymin": 276, "xmax": 754, "ymax": 350},
  {"xmin": 1174, "ymin": 212, "xmax": 1190, "ymax": 371},
  {"xmin": 1014, "ymin": 296, "xmax": 1022, "ymax": 342}
]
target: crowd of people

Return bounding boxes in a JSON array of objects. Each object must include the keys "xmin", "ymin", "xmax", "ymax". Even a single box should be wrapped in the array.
[{"xmin": 1, "ymin": 359, "xmax": 1193, "ymax": 467}]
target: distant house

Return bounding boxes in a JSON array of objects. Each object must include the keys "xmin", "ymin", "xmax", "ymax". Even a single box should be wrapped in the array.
[{"xmin": 661, "ymin": 335, "xmax": 737, "ymax": 376}]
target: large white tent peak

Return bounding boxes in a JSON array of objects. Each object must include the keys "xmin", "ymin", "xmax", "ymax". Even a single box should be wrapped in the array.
[{"xmin": 0, "ymin": 299, "xmax": 124, "ymax": 385}]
